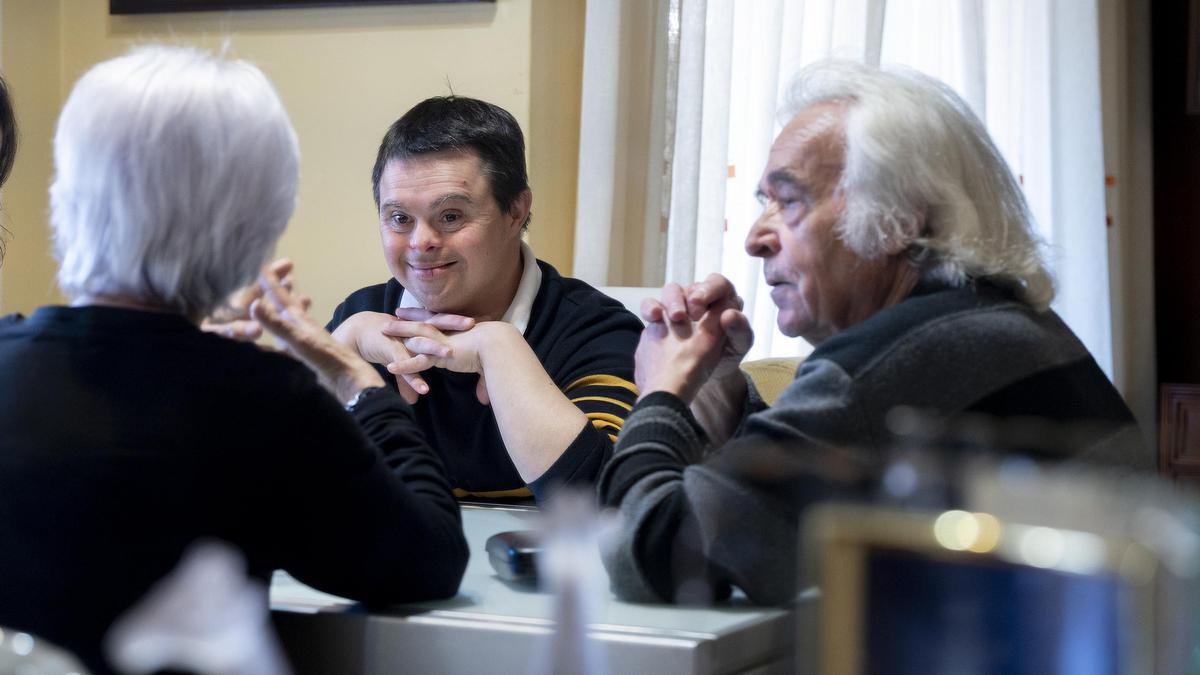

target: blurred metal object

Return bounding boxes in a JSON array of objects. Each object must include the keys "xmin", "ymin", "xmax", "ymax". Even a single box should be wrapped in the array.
[
  {"xmin": 803, "ymin": 459, "xmax": 1200, "ymax": 675},
  {"xmin": 0, "ymin": 628, "xmax": 88, "ymax": 675}
]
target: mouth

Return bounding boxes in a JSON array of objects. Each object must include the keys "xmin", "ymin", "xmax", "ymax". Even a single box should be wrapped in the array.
[{"xmin": 407, "ymin": 261, "xmax": 457, "ymax": 278}]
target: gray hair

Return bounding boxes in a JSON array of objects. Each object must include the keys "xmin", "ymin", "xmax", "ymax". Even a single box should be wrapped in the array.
[
  {"xmin": 51, "ymin": 45, "xmax": 299, "ymax": 318},
  {"xmin": 781, "ymin": 60, "xmax": 1055, "ymax": 310}
]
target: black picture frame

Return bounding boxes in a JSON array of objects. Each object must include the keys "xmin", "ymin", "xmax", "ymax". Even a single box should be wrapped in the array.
[{"xmin": 111, "ymin": 0, "xmax": 491, "ymax": 15}]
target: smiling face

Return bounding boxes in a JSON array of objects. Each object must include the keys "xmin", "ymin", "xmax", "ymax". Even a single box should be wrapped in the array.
[
  {"xmin": 377, "ymin": 150, "xmax": 528, "ymax": 320},
  {"xmin": 746, "ymin": 101, "xmax": 916, "ymax": 344}
]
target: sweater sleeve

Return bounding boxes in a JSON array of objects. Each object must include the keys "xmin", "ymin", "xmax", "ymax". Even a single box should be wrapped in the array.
[
  {"xmin": 527, "ymin": 372, "xmax": 639, "ymax": 502},
  {"xmin": 527, "ymin": 306, "xmax": 641, "ymax": 501},
  {"xmin": 598, "ymin": 360, "xmax": 875, "ymax": 606},
  {"xmin": 271, "ymin": 369, "xmax": 467, "ymax": 604}
]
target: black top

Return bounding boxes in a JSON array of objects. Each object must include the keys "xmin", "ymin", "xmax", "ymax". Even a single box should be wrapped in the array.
[
  {"xmin": 0, "ymin": 306, "xmax": 468, "ymax": 674},
  {"xmin": 329, "ymin": 260, "xmax": 642, "ymax": 502}
]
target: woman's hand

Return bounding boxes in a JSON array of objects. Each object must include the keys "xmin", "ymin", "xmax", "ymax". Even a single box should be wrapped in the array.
[
  {"xmin": 201, "ymin": 259, "xmax": 308, "ymax": 342},
  {"xmin": 250, "ymin": 261, "xmax": 384, "ymax": 404}
]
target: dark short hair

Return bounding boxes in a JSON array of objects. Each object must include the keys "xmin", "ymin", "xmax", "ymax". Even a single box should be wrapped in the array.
[
  {"xmin": 0, "ymin": 73, "xmax": 15, "ymax": 188},
  {"xmin": 371, "ymin": 96, "xmax": 530, "ymax": 226},
  {"xmin": 0, "ymin": 73, "xmax": 16, "ymax": 266}
]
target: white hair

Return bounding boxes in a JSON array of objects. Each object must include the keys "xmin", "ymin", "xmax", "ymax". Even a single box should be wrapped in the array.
[
  {"xmin": 51, "ymin": 45, "xmax": 299, "ymax": 318},
  {"xmin": 781, "ymin": 60, "xmax": 1055, "ymax": 310}
]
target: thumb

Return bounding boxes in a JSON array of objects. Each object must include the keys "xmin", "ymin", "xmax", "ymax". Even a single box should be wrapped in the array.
[{"xmin": 721, "ymin": 309, "xmax": 754, "ymax": 357}]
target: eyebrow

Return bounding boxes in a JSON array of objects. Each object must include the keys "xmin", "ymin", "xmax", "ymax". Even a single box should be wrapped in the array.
[
  {"xmin": 756, "ymin": 170, "xmax": 807, "ymax": 201},
  {"xmin": 430, "ymin": 193, "xmax": 473, "ymax": 210},
  {"xmin": 379, "ymin": 193, "xmax": 474, "ymax": 213},
  {"xmin": 765, "ymin": 170, "xmax": 802, "ymax": 191}
]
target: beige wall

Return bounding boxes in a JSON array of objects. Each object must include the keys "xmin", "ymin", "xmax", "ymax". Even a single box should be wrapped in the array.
[
  {"xmin": 1, "ymin": 0, "xmax": 62, "ymax": 313},
  {"xmin": 0, "ymin": 0, "xmax": 583, "ymax": 321}
]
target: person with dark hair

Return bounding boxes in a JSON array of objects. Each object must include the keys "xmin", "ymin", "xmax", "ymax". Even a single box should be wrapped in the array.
[
  {"xmin": 327, "ymin": 96, "xmax": 642, "ymax": 503},
  {"xmin": 0, "ymin": 71, "xmax": 17, "ymax": 271},
  {"xmin": 0, "ymin": 72, "xmax": 20, "ymax": 329},
  {"xmin": 0, "ymin": 74, "xmax": 16, "ymax": 189}
]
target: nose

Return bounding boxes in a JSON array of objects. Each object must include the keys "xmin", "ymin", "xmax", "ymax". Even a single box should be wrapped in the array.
[
  {"xmin": 745, "ymin": 210, "xmax": 780, "ymax": 259},
  {"xmin": 408, "ymin": 219, "xmax": 440, "ymax": 251}
]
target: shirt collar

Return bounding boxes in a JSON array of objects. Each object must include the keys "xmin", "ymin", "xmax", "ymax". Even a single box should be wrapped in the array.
[{"xmin": 399, "ymin": 241, "xmax": 542, "ymax": 335}]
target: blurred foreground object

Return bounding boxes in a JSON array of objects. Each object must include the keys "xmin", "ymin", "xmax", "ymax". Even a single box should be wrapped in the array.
[
  {"xmin": 805, "ymin": 460, "xmax": 1200, "ymax": 675},
  {"xmin": 0, "ymin": 628, "xmax": 87, "ymax": 675},
  {"xmin": 106, "ymin": 541, "xmax": 291, "ymax": 675},
  {"xmin": 529, "ymin": 490, "xmax": 616, "ymax": 675}
]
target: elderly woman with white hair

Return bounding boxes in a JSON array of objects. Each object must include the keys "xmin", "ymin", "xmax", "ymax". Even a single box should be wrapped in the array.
[
  {"xmin": 599, "ymin": 60, "xmax": 1145, "ymax": 606},
  {"xmin": 0, "ymin": 45, "xmax": 466, "ymax": 673}
]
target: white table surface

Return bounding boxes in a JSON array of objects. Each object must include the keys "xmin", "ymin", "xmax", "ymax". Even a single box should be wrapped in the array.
[{"xmin": 271, "ymin": 505, "xmax": 797, "ymax": 674}]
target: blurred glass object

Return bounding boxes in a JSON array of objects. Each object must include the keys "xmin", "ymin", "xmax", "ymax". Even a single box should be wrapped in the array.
[
  {"xmin": 105, "ymin": 540, "xmax": 291, "ymax": 675},
  {"xmin": 528, "ymin": 489, "xmax": 616, "ymax": 675}
]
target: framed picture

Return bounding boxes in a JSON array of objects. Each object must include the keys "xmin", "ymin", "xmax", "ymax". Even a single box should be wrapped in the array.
[{"xmin": 110, "ymin": 0, "xmax": 491, "ymax": 15}]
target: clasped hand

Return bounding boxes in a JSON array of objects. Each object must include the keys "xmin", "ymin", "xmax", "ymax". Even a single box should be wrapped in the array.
[
  {"xmin": 335, "ymin": 308, "xmax": 495, "ymax": 405},
  {"xmin": 636, "ymin": 274, "xmax": 754, "ymax": 404}
]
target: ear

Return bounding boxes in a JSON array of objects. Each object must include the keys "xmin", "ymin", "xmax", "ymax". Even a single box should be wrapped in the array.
[
  {"xmin": 506, "ymin": 188, "xmax": 533, "ymax": 234},
  {"xmin": 884, "ymin": 207, "xmax": 928, "ymax": 257}
]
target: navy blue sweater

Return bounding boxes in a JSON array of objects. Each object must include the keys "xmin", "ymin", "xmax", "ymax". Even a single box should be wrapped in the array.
[{"xmin": 329, "ymin": 260, "xmax": 642, "ymax": 503}]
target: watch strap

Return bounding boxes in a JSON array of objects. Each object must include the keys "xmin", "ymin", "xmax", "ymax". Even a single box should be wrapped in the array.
[{"xmin": 344, "ymin": 386, "xmax": 391, "ymax": 412}]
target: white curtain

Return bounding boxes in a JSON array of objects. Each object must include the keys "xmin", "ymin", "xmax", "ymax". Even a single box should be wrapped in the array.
[
  {"xmin": 576, "ymin": 0, "xmax": 1116, "ymax": 375},
  {"xmin": 574, "ymin": 0, "xmax": 672, "ymax": 288}
]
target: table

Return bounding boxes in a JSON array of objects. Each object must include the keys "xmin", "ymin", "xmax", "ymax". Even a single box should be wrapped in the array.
[{"xmin": 271, "ymin": 505, "xmax": 797, "ymax": 674}]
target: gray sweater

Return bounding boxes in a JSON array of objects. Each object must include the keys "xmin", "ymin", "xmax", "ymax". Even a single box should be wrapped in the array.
[{"xmin": 598, "ymin": 281, "xmax": 1144, "ymax": 605}]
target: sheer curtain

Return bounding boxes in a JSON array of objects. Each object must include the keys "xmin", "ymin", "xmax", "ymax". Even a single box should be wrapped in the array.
[{"xmin": 576, "ymin": 0, "xmax": 1115, "ymax": 374}]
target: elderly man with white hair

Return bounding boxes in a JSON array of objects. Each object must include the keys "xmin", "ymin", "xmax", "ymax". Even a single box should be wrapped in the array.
[{"xmin": 598, "ymin": 60, "xmax": 1144, "ymax": 606}]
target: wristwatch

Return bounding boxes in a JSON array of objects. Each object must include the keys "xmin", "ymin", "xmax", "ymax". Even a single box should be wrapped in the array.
[{"xmin": 344, "ymin": 386, "xmax": 391, "ymax": 412}]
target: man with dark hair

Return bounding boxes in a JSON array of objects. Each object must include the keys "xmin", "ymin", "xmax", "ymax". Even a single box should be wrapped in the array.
[{"xmin": 329, "ymin": 96, "xmax": 641, "ymax": 503}]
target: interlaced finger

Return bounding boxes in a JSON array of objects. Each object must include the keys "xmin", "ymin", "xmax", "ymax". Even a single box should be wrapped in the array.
[
  {"xmin": 640, "ymin": 297, "xmax": 666, "ymax": 323},
  {"xmin": 381, "ymin": 320, "xmax": 450, "ymax": 342},
  {"xmin": 661, "ymin": 283, "xmax": 688, "ymax": 322},
  {"xmin": 402, "ymin": 336, "xmax": 452, "ymax": 359}
]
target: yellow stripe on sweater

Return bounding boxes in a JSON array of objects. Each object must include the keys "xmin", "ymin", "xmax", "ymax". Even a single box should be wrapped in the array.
[
  {"xmin": 452, "ymin": 486, "xmax": 533, "ymax": 499},
  {"xmin": 586, "ymin": 412, "xmax": 626, "ymax": 428},
  {"xmin": 565, "ymin": 374, "xmax": 639, "ymax": 396},
  {"xmin": 590, "ymin": 419, "xmax": 622, "ymax": 433},
  {"xmin": 570, "ymin": 395, "xmax": 634, "ymax": 411}
]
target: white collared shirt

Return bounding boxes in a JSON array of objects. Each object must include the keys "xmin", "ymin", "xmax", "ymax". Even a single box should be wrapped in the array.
[{"xmin": 397, "ymin": 241, "xmax": 542, "ymax": 335}]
